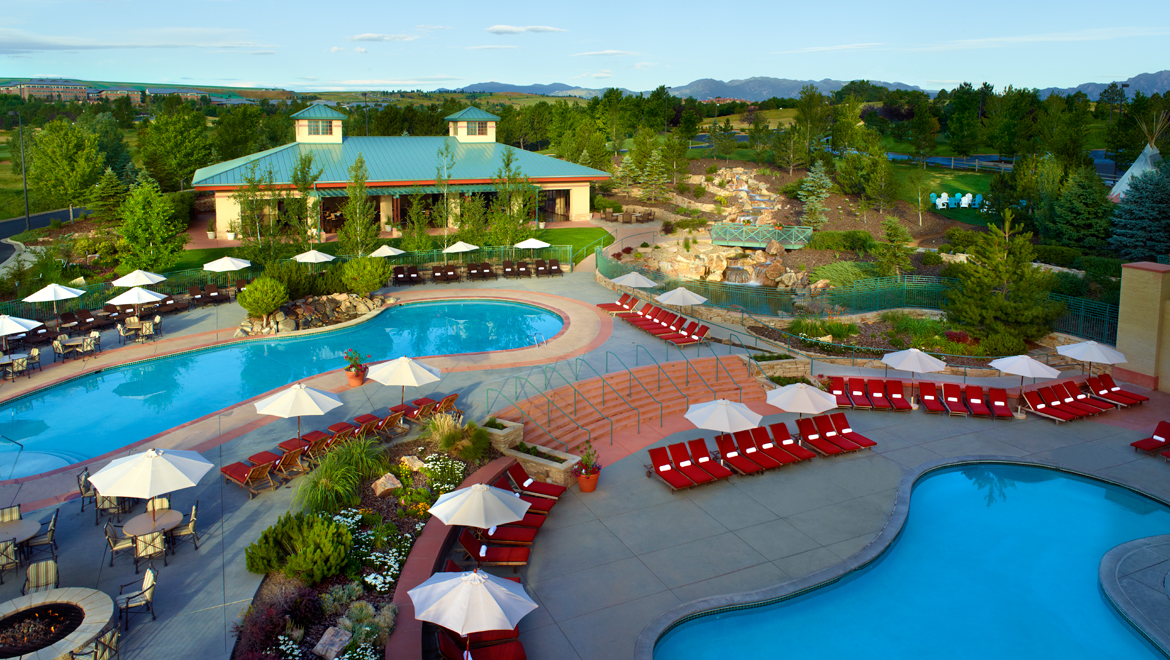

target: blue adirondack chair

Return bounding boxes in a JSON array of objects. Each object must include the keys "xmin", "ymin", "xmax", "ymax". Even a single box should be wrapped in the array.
[
  {"xmin": 930, "ymin": 193, "xmax": 937, "ymax": 204},
  {"xmin": 948, "ymin": 195, "xmax": 959, "ymax": 208},
  {"xmin": 973, "ymin": 194, "xmax": 983, "ymax": 208}
]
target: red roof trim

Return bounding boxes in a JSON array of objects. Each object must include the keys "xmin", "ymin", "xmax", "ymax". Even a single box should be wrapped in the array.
[{"xmin": 194, "ymin": 176, "xmax": 607, "ymax": 192}]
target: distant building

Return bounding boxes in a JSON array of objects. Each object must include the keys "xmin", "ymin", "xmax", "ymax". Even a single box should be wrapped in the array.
[
  {"xmin": 6, "ymin": 79, "xmax": 90, "ymax": 102},
  {"xmin": 146, "ymin": 88, "xmax": 205, "ymax": 102},
  {"xmin": 101, "ymin": 87, "xmax": 144, "ymax": 105},
  {"xmin": 700, "ymin": 97, "xmax": 748, "ymax": 104},
  {"xmin": 210, "ymin": 96, "xmax": 258, "ymax": 106}
]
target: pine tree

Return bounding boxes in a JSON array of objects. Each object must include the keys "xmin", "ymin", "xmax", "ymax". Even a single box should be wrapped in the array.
[
  {"xmin": 1110, "ymin": 165, "xmax": 1170, "ymax": 261},
  {"xmin": 87, "ymin": 167, "xmax": 128, "ymax": 223},
  {"xmin": 771, "ymin": 127, "xmax": 799, "ymax": 175},
  {"xmin": 662, "ymin": 132, "xmax": 690, "ymax": 183},
  {"xmin": 943, "ymin": 210, "xmax": 1063, "ymax": 341},
  {"xmin": 711, "ymin": 119, "xmax": 738, "ymax": 162},
  {"xmin": 1053, "ymin": 166, "xmax": 1113, "ymax": 248},
  {"xmin": 874, "ymin": 217, "xmax": 914, "ymax": 276},
  {"xmin": 117, "ymin": 173, "xmax": 190, "ymax": 272},
  {"xmin": 909, "ymin": 100, "xmax": 940, "ymax": 168},
  {"xmin": 641, "ymin": 148, "xmax": 669, "ymax": 202},
  {"xmin": 863, "ymin": 159, "xmax": 900, "ymax": 213},
  {"xmin": 797, "ymin": 161, "xmax": 832, "ymax": 228}
]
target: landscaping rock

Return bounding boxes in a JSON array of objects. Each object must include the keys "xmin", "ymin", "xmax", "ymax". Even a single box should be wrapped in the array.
[
  {"xmin": 766, "ymin": 239, "xmax": 786, "ymax": 256},
  {"xmin": 372, "ymin": 472, "xmax": 403, "ymax": 497},
  {"xmin": 278, "ymin": 318, "xmax": 297, "ymax": 333},
  {"xmin": 764, "ymin": 263, "xmax": 785, "ymax": 282},
  {"xmin": 401, "ymin": 455, "xmax": 426, "ymax": 471},
  {"xmin": 313, "ymin": 627, "xmax": 352, "ymax": 660},
  {"xmin": 750, "ymin": 250, "xmax": 767, "ymax": 263},
  {"xmin": 779, "ymin": 272, "xmax": 799, "ymax": 287},
  {"xmin": 233, "ymin": 329, "xmax": 248, "ymax": 338}
]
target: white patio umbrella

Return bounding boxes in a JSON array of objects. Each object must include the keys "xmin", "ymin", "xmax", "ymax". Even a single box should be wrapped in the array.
[
  {"xmin": 254, "ymin": 382, "xmax": 343, "ymax": 439},
  {"xmin": 610, "ymin": 271, "xmax": 659, "ymax": 289},
  {"xmin": 880, "ymin": 347, "xmax": 947, "ymax": 385},
  {"xmin": 766, "ymin": 382, "xmax": 838, "ymax": 418},
  {"xmin": 294, "ymin": 249, "xmax": 335, "ymax": 273},
  {"xmin": 409, "ymin": 570, "xmax": 538, "ymax": 659},
  {"xmin": 428, "ymin": 483, "xmax": 530, "ymax": 529},
  {"xmin": 369, "ymin": 244, "xmax": 405, "ymax": 258},
  {"xmin": 1057, "ymin": 340, "xmax": 1127, "ymax": 376},
  {"xmin": 514, "ymin": 237, "xmax": 550, "ymax": 260},
  {"xmin": 0, "ymin": 315, "xmax": 43, "ymax": 353},
  {"xmin": 107, "ymin": 287, "xmax": 168, "ymax": 316},
  {"xmin": 988, "ymin": 355, "xmax": 1061, "ymax": 415},
  {"xmin": 367, "ymin": 356, "xmax": 442, "ymax": 406},
  {"xmin": 685, "ymin": 399, "xmax": 762, "ymax": 434},
  {"xmin": 23, "ymin": 283, "xmax": 84, "ymax": 317},
  {"xmin": 654, "ymin": 286, "xmax": 708, "ymax": 309},
  {"xmin": 87, "ymin": 448, "xmax": 213, "ymax": 520},
  {"xmin": 442, "ymin": 241, "xmax": 479, "ymax": 265},
  {"xmin": 112, "ymin": 269, "xmax": 166, "ymax": 288},
  {"xmin": 203, "ymin": 256, "xmax": 252, "ymax": 272}
]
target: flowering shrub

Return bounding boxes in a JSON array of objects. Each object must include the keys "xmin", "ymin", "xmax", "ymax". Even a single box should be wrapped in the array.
[
  {"xmin": 421, "ymin": 454, "xmax": 466, "ymax": 497},
  {"xmin": 572, "ymin": 441, "xmax": 602, "ymax": 477},
  {"xmin": 342, "ymin": 348, "xmax": 371, "ymax": 373},
  {"xmin": 363, "ymin": 572, "xmax": 394, "ymax": 594},
  {"xmin": 337, "ymin": 644, "xmax": 379, "ymax": 660},
  {"xmin": 269, "ymin": 634, "xmax": 300, "ymax": 660},
  {"xmin": 332, "ymin": 508, "xmax": 363, "ymax": 534}
]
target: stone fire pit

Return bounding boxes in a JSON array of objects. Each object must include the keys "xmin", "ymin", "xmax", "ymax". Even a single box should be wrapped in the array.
[{"xmin": 0, "ymin": 588, "xmax": 114, "ymax": 660}]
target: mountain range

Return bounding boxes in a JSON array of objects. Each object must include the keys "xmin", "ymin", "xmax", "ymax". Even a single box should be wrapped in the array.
[{"xmin": 1037, "ymin": 70, "xmax": 1170, "ymax": 99}]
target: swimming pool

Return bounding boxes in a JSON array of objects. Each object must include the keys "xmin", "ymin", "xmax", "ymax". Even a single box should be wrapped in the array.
[
  {"xmin": 0, "ymin": 300, "xmax": 563, "ymax": 480},
  {"xmin": 654, "ymin": 464, "xmax": 1169, "ymax": 659}
]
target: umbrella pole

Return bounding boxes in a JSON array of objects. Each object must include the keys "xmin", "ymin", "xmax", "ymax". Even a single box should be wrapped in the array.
[
  {"xmin": 1018, "ymin": 375, "xmax": 1024, "ymax": 415},
  {"xmin": 401, "ymin": 386, "xmax": 406, "ymax": 407},
  {"xmin": 298, "ymin": 416, "xmax": 302, "ymax": 440}
]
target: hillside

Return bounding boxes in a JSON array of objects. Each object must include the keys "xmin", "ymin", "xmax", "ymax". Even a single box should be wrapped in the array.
[
  {"xmin": 1038, "ymin": 70, "xmax": 1170, "ymax": 99},
  {"xmin": 669, "ymin": 77, "xmax": 925, "ymax": 101}
]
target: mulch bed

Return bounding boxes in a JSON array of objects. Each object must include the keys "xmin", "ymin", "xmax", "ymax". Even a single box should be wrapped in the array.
[{"xmin": 749, "ymin": 320, "xmax": 992, "ymax": 368}]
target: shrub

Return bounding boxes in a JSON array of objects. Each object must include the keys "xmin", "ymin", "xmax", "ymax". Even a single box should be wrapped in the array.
[
  {"xmin": 675, "ymin": 218, "xmax": 708, "ymax": 232},
  {"xmin": 704, "ymin": 175, "xmax": 714, "ymax": 183},
  {"xmin": 768, "ymin": 375, "xmax": 806, "ymax": 386},
  {"xmin": 245, "ymin": 512, "xmax": 353, "ymax": 585},
  {"xmin": 675, "ymin": 182, "xmax": 691, "ymax": 196},
  {"xmin": 621, "ymin": 246, "xmax": 634, "ymax": 254},
  {"xmin": 752, "ymin": 352, "xmax": 794, "ymax": 362},
  {"xmin": 706, "ymin": 165, "xmax": 718, "ymax": 174},
  {"xmin": 661, "ymin": 219, "xmax": 675, "ymax": 235},
  {"xmin": 921, "ymin": 251, "xmax": 943, "ymax": 266},
  {"xmin": 264, "ymin": 260, "xmax": 318, "ymax": 301},
  {"xmin": 979, "ymin": 332, "xmax": 1027, "ymax": 356},
  {"xmin": 822, "ymin": 320, "xmax": 858, "ymax": 341},
  {"xmin": 640, "ymin": 241, "xmax": 650, "ymax": 248},
  {"xmin": 937, "ymin": 243, "xmax": 953, "ymax": 254},
  {"xmin": 237, "ymin": 277, "xmax": 288, "ymax": 321},
  {"xmin": 692, "ymin": 184, "xmax": 707, "ymax": 199},
  {"xmin": 322, "ymin": 581, "xmax": 365, "ymax": 616},
  {"xmin": 610, "ymin": 251, "xmax": 623, "ymax": 260},
  {"xmin": 296, "ymin": 451, "xmax": 363, "ymax": 513},
  {"xmin": 944, "ymin": 330, "xmax": 971, "ymax": 344},
  {"xmin": 340, "ymin": 257, "xmax": 391, "ymax": 295},
  {"xmin": 944, "ymin": 227, "xmax": 981, "ymax": 251},
  {"xmin": 49, "ymin": 219, "xmax": 62, "ymax": 230},
  {"xmin": 811, "ymin": 261, "xmax": 876, "ymax": 287},
  {"xmin": 806, "ymin": 230, "xmax": 879, "ymax": 254},
  {"xmin": 332, "ymin": 436, "xmax": 391, "ymax": 481},
  {"xmin": 889, "ymin": 336, "xmax": 905, "ymax": 348},
  {"xmin": 593, "ymin": 195, "xmax": 622, "ymax": 213},
  {"xmin": 938, "ymin": 262, "xmax": 967, "ymax": 279},
  {"xmin": 314, "ymin": 262, "xmax": 347, "ymax": 296},
  {"xmin": 1074, "ymin": 255, "xmax": 1124, "ymax": 279},
  {"xmin": 683, "ymin": 236, "xmax": 691, "ymax": 252},
  {"xmin": 233, "ymin": 605, "xmax": 287, "ymax": 657},
  {"xmin": 780, "ymin": 181, "xmax": 801, "ymax": 199},
  {"xmin": 1033, "ymin": 245, "xmax": 1082, "ymax": 268},
  {"xmin": 1051, "ymin": 271, "xmax": 1089, "ymax": 297},
  {"xmin": 288, "ymin": 587, "xmax": 323, "ymax": 629}
]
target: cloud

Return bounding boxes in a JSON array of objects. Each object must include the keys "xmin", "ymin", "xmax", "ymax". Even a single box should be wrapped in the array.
[
  {"xmin": 570, "ymin": 70, "xmax": 613, "ymax": 80},
  {"xmin": 633, "ymin": 62, "xmax": 658, "ymax": 70},
  {"xmin": 348, "ymin": 33, "xmax": 420, "ymax": 42},
  {"xmin": 486, "ymin": 25, "xmax": 567, "ymax": 34},
  {"xmin": 211, "ymin": 50, "xmax": 274, "ymax": 55},
  {"xmin": 907, "ymin": 27, "xmax": 1170, "ymax": 52},
  {"xmin": 773, "ymin": 42, "xmax": 883, "ymax": 54},
  {"xmin": 416, "ymin": 25, "xmax": 450, "ymax": 30},
  {"xmin": 573, "ymin": 50, "xmax": 639, "ymax": 57},
  {"xmin": 328, "ymin": 46, "xmax": 345, "ymax": 53},
  {"xmin": 0, "ymin": 27, "xmax": 272, "ymax": 54},
  {"xmin": 354, "ymin": 47, "xmax": 368, "ymax": 54},
  {"xmin": 466, "ymin": 45, "xmax": 518, "ymax": 50}
]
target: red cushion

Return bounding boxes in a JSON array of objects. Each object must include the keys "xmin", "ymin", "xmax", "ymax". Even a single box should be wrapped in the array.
[
  {"xmin": 249, "ymin": 451, "xmax": 281, "ymax": 466},
  {"xmin": 483, "ymin": 526, "xmax": 537, "ymax": 543},
  {"xmin": 413, "ymin": 397, "xmax": 437, "ymax": 407},
  {"xmin": 302, "ymin": 430, "xmax": 330, "ymax": 442},
  {"xmin": 354, "ymin": 414, "xmax": 379, "ymax": 425},
  {"xmin": 390, "ymin": 403, "xmax": 416, "ymax": 414},
  {"xmin": 329, "ymin": 422, "xmax": 357, "ymax": 433},
  {"xmin": 279, "ymin": 438, "xmax": 309, "ymax": 452},
  {"xmin": 1132, "ymin": 438, "xmax": 1166, "ymax": 452},
  {"xmin": 483, "ymin": 546, "xmax": 530, "ymax": 563},
  {"xmin": 220, "ymin": 462, "xmax": 251, "ymax": 482}
]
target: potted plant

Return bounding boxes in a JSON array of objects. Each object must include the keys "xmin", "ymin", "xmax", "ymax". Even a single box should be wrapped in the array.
[
  {"xmin": 342, "ymin": 348, "xmax": 370, "ymax": 386},
  {"xmin": 226, "ymin": 221, "xmax": 239, "ymax": 240},
  {"xmin": 206, "ymin": 218, "xmax": 216, "ymax": 240},
  {"xmin": 572, "ymin": 441, "xmax": 602, "ymax": 493}
]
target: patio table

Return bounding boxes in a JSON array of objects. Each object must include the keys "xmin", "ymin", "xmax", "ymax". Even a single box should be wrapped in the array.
[
  {"xmin": 0, "ymin": 353, "xmax": 29, "ymax": 367},
  {"xmin": 0, "ymin": 519, "xmax": 40, "ymax": 546},
  {"xmin": 123, "ymin": 509, "xmax": 183, "ymax": 537}
]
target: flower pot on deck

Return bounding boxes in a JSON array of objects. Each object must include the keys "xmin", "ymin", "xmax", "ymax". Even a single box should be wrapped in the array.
[
  {"xmin": 206, "ymin": 231, "xmax": 216, "ymax": 240},
  {"xmin": 577, "ymin": 473, "xmax": 599, "ymax": 492},
  {"xmin": 482, "ymin": 418, "xmax": 524, "ymax": 452},
  {"xmin": 226, "ymin": 232, "xmax": 237, "ymax": 240},
  {"xmin": 345, "ymin": 368, "xmax": 366, "ymax": 387}
]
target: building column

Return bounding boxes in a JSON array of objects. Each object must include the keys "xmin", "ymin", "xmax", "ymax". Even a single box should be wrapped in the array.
[
  {"xmin": 567, "ymin": 183, "xmax": 591, "ymax": 222},
  {"xmin": 378, "ymin": 196, "xmax": 394, "ymax": 233},
  {"xmin": 213, "ymin": 193, "xmax": 241, "ymax": 240},
  {"xmin": 1114, "ymin": 262, "xmax": 1170, "ymax": 392}
]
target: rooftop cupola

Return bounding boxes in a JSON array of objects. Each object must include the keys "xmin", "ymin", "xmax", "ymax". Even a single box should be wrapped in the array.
[
  {"xmin": 445, "ymin": 107, "xmax": 500, "ymax": 143},
  {"xmin": 292, "ymin": 105, "xmax": 346, "ymax": 144}
]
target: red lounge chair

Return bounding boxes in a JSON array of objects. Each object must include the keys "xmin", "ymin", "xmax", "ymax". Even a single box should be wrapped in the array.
[
  {"xmin": 987, "ymin": 388, "xmax": 1014, "ymax": 419},
  {"xmin": 686, "ymin": 439, "xmax": 735, "ymax": 480},
  {"xmin": 942, "ymin": 383, "xmax": 968, "ymax": 417},
  {"xmin": 813, "ymin": 415, "xmax": 861, "ymax": 452},
  {"xmin": 1085, "ymin": 376, "xmax": 1137, "ymax": 406},
  {"xmin": 732, "ymin": 430, "xmax": 783, "ymax": 469},
  {"xmin": 714, "ymin": 434, "xmax": 765, "ymax": 474},
  {"xmin": 647, "ymin": 316, "xmax": 688, "ymax": 337},
  {"xmin": 847, "ymin": 379, "xmax": 873, "ymax": 409},
  {"xmin": 458, "ymin": 530, "xmax": 528, "ymax": 568},
  {"xmin": 659, "ymin": 321, "xmax": 699, "ymax": 342},
  {"xmin": 507, "ymin": 511, "xmax": 548, "ymax": 529},
  {"xmin": 667, "ymin": 443, "xmax": 719, "ymax": 485},
  {"xmin": 1038, "ymin": 387, "xmax": 1094, "ymax": 417},
  {"xmin": 768, "ymin": 424, "xmax": 817, "ymax": 461},
  {"xmin": 1101, "ymin": 374, "xmax": 1150, "ymax": 403},
  {"xmin": 886, "ymin": 380, "xmax": 912, "ymax": 411},
  {"xmin": 492, "ymin": 477, "xmax": 554, "ymax": 514},
  {"xmin": 1057, "ymin": 381, "xmax": 1114, "ymax": 413},
  {"xmin": 628, "ymin": 307, "xmax": 665, "ymax": 327},
  {"xmin": 964, "ymin": 386, "xmax": 992, "ymax": 417},
  {"xmin": 1132, "ymin": 421, "xmax": 1170, "ymax": 454},
  {"xmin": 597, "ymin": 293, "xmax": 634, "ymax": 312},
  {"xmin": 866, "ymin": 380, "xmax": 892, "ymax": 411},
  {"xmin": 668, "ymin": 325, "xmax": 710, "ymax": 348},
  {"xmin": 507, "ymin": 464, "xmax": 567, "ymax": 500},
  {"xmin": 1023, "ymin": 391, "xmax": 1075, "ymax": 423},
  {"xmin": 616, "ymin": 303, "xmax": 653, "ymax": 321},
  {"xmin": 441, "ymin": 623, "xmax": 521, "ymax": 651},
  {"xmin": 829, "ymin": 413, "xmax": 877, "ymax": 448},
  {"xmin": 795, "ymin": 418, "xmax": 843, "ymax": 456},
  {"xmin": 749, "ymin": 427, "xmax": 798, "ymax": 464},
  {"xmin": 829, "ymin": 377, "xmax": 852, "ymax": 408},
  {"xmin": 918, "ymin": 382, "xmax": 947, "ymax": 414},
  {"xmin": 647, "ymin": 446, "xmax": 696, "ymax": 491},
  {"xmin": 476, "ymin": 525, "xmax": 537, "ymax": 546},
  {"xmin": 634, "ymin": 312, "xmax": 676, "ymax": 331},
  {"xmin": 220, "ymin": 461, "xmax": 276, "ymax": 499},
  {"xmin": 438, "ymin": 632, "xmax": 526, "ymax": 660}
]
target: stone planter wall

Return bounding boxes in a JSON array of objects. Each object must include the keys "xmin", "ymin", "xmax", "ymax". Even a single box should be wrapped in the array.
[
  {"xmin": 501, "ymin": 446, "xmax": 581, "ymax": 488},
  {"xmin": 482, "ymin": 418, "xmax": 524, "ymax": 452},
  {"xmin": 751, "ymin": 358, "xmax": 809, "ymax": 380}
]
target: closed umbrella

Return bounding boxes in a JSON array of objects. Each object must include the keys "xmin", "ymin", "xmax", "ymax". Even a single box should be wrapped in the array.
[
  {"xmin": 368, "ymin": 356, "xmax": 441, "ymax": 406},
  {"xmin": 254, "ymin": 382, "xmax": 343, "ymax": 439},
  {"xmin": 428, "ymin": 483, "xmax": 530, "ymax": 530},
  {"xmin": 106, "ymin": 287, "xmax": 168, "ymax": 316},
  {"xmin": 0, "ymin": 315, "xmax": 42, "ymax": 353},
  {"xmin": 409, "ymin": 569, "xmax": 538, "ymax": 658},
  {"xmin": 1056, "ymin": 340, "xmax": 1127, "ymax": 376},
  {"xmin": 112, "ymin": 270, "xmax": 166, "ymax": 288},
  {"xmin": 988, "ymin": 355, "xmax": 1061, "ymax": 415},
  {"xmin": 87, "ymin": 448, "xmax": 213, "ymax": 520},
  {"xmin": 684, "ymin": 399, "xmax": 762, "ymax": 434},
  {"xmin": 203, "ymin": 256, "xmax": 252, "ymax": 272},
  {"xmin": 765, "ymin": 382, "xmax": 838, "ymax": 418},
  {"xmin": 369, "ymin": 244, "xmax": 405, "ymax": 258},
  {"xmin": 610, "ymin": 271, "xmax": 659, "ymax": 289},
  {"xmin": 23, "ymin": 283, "xmax": 84, "ymax": 317}
]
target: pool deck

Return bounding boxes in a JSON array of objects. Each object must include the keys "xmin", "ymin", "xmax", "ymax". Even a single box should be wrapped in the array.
[{"xmin": 1101, "ymin": 534, "xmax": 1170, "ymax": 656}]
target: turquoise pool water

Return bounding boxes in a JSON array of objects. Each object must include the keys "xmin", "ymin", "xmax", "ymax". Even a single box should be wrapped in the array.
[
  {"xmin": 655, "ymin": 465, "xmax": 1169, "ymax": 659},
  {"xmin": 0, "ymin": 300, "xmax": 563, "ymax": 479}
]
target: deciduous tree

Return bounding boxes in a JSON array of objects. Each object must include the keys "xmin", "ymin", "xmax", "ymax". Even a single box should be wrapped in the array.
[
  {"xmin": 137, "ymin": 107, "xmax": 212, "ymax": 191},
  {"xmin": 337, "ymin": 153, "xmax": 379, "ymax": 256},
  {"xmin": 27, "ymin": 118, "xmax": 102, "ymax": 211}
]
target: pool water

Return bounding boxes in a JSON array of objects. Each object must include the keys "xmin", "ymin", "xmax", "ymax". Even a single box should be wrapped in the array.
[
  {"xmin": 0, "ymin": 300, "xmax": 563, "ymax": 479},
  {"xmin": 655, "ymin": 465, "xmax": 1169, "ymax": 660}
]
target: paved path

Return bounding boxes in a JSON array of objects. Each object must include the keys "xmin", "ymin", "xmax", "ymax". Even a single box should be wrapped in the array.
[{"xmin": 0, "ymin": 207, "xmax": 89, "ymax": 268}]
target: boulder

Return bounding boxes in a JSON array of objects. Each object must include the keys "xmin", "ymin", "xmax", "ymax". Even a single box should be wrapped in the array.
[
  {"xmin": 812, "ymin": 278, "xmax": 832, "ymax": 290},
  {"xmin": 942, "ymin": 252, "xmax": 968, "ymax": 264},
  {"xmin": 707, "ymin": 270, "xmax": 724, "ymax": 283},
  {"xmin": 766, "ymin": 240, "xmax": 786, "ymax": 256},
  {"xmin": 764, "ymin": 263, "xmax": 785, "ymax": 282},
  {"xmin": 797, "ymin": 272, "xmax": 809, "ymax": 287},
  {"xmin": 313, "ymin": 627, "xmax": 352, "ymax": 660},
  {"xmin": 401, "ymin": 455, "xmax": 426, "ymax": 471},
  {"xmin": 278, "ymin": 318, "xmax": 297, "ymax": 333},
  {"xmin": 706, "ymin": 253, "xmax": 728, "ymax": 274},
  {"xmin": 233, "ymin": 328, "xmax": 248, "ymax": 338},
  {"xmin": 272, "ymin": 311, "xmax": 286, "ymax": 323},
  {"xmin": 750, "ymin": 250, "xmax": 767, "ymax": 263},
  {"xmin": 779, "ymin": 272, "xmax": 799, "ymax": 287},
  {"xmin": 372, "ymin": 472, "xmax": 403, "ymax": 497}
]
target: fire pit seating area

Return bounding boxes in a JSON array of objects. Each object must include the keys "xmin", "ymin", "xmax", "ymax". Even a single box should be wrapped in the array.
[{"xmin": 0, "ymin": 587, "xmax": 115, "ymax": 659}]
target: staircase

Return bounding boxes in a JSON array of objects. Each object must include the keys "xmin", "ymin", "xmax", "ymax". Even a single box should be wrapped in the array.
[{"xmin": 493, "ymin": 355, "xmax": 766, "ymax": 452}]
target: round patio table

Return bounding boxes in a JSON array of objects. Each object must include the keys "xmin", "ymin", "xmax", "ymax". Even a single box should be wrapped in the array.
[
  {"xmin": 123, "ymin": 509, "xmax": 182, "ymax": 537},
  {"xmin": 0, "ymin": 519, "xmax": 40, "ymax": 545}
]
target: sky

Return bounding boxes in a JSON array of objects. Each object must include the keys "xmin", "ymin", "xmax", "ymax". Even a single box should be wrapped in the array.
[{"xmin": 2, "ymin": 0, "xmax": 1168, "ymax": 94}]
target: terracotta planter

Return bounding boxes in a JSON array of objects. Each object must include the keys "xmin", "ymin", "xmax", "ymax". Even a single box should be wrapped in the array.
[
  {"xmin": 345, "ymin": 369, "xmax": 366, "ymax": 386},
  {"xmin": 577, "ymin": 473, "xmax": 599, "ymax": 493}
]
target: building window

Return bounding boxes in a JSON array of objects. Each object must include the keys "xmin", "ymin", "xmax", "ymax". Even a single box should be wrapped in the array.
[
  {"xmin": 468, "ymin": 121, "xmax": 487, "ymax": 136},
  {"xmin": 308, "ymin": 120, "xmax": 333, "ymax": 136}
]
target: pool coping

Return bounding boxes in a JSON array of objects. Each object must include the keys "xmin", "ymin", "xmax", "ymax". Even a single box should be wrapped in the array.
[
  {"xmin": 634, "ymin": 455, "xmax": 1170, "ymax": 660},
  {"xmin": 1100, "ymin": 535, "xmax": 1170, "ymax": 657}
]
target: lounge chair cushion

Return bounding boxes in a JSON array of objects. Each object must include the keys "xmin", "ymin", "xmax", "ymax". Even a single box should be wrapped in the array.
[{"xmin": 220, "ymin": 462, "xmax": 252, "ymax": 483}]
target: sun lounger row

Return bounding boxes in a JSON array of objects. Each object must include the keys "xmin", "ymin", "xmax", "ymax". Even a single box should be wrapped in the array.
[
  {"xmin": 916, "ymin": 382, "xmax": 1014, "ymax": 419},
  {"xmin": 610, "ymin": 301, "xmax": 711, "ymax": 348},
  {"xmin": 390, "ymin": 260, "xmax": 564, "ymax": 286},
  {"xmin": 794, "ymin": 414, "xmax": 877, "ymax": 455},
  {"xmin": 187, "ymin": 284, "xmax": 230, "ymax": 307},
  {"xmin": 452, "ymin": 463, "xmax": 567, "ymax": 570},
  {"xmin": 828, "ymin": 377, "xmax": 912, "ymax": 411},
  {"xmin": 1021, "ymin": 377, "xmax": 1143, "ymax": 423}
]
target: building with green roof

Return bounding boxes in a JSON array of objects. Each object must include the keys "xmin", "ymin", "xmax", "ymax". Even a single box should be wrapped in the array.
[{"xmin": 193, "ymin": 107, "xmax": 608, "ymax": 239}]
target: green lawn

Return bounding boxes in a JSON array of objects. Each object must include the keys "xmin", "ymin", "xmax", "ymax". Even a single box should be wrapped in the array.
[
  {"xmin": 891, "ymin": 162, "xmax": 996, "ymax": 227},
  {"xmin": 535, "ymin": 226, "xmax": 613, "ymax": 263}
]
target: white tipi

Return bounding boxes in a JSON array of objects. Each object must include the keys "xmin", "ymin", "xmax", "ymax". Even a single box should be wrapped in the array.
[{"xmin": 1110, "ymin": 111, "xmax": 1167, "ymax": 202}]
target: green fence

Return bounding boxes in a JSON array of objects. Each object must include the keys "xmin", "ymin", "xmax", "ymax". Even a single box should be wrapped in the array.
[
  {"xmin": 1158, "ymin": 255, "xmax": 1169, "ymax": 265},
  {"xmin": 0, "ymin": 244, "xmax": 572, "ymax": 323},
  {"xmin": 596, "ymin": 249, "xmax": 1119, "ymax": 343},
  {"xmin": 710, "ymin": 224, "xmax": 812, "ymax": 249}
]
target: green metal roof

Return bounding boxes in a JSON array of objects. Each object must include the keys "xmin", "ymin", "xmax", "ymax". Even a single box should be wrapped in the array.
[
  {"xmin": 291, "ymin": 105, "xmax": 348, "ymax": 120},
  {"xmin": 192, "ymin": 136, "xmax": 609, "ymax": 188},
  {"xmin": 444, "ymin": 107, "xmax": 500, "ymax": 122},
  {"xmin": 314, "ymin": 184, "xmax": 501, "ymax": 197}
]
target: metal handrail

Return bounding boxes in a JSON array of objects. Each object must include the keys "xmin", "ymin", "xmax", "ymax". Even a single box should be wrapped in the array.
[
  {"xmin": 637, "ymin": 344, "xmax": 722, "ymax": 401},
  {"xmin": 483, "ymin": 387, "xmax": 569, "ymax": 451},
  {"xmin": 573, "ymin": 233, "xmax": 616, "ymax": 264},
  {"xmin": 617, "ymin": 230, "xmax": 660, "ymax": 250},
  {"xmin": 0, "ymin": 435, "xmax": 23, "ymax": 450},
  {"xmin": 606, "ymin": 350, "xmax": 689, "ymax": 411},
  {"xmin": 668, "ymin": 346, "xmax": 743, "ymax": 402},
  {"xmin": 510, "ymin": 374, "xmax": 594, "ymax": 449},
  {"xmin": 569, "ymin": 357, "xmax": 652, "ymax": 430},
  {"xmin": 539, "ymin": 363, "xmax": 621, "ymax": 443}
]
